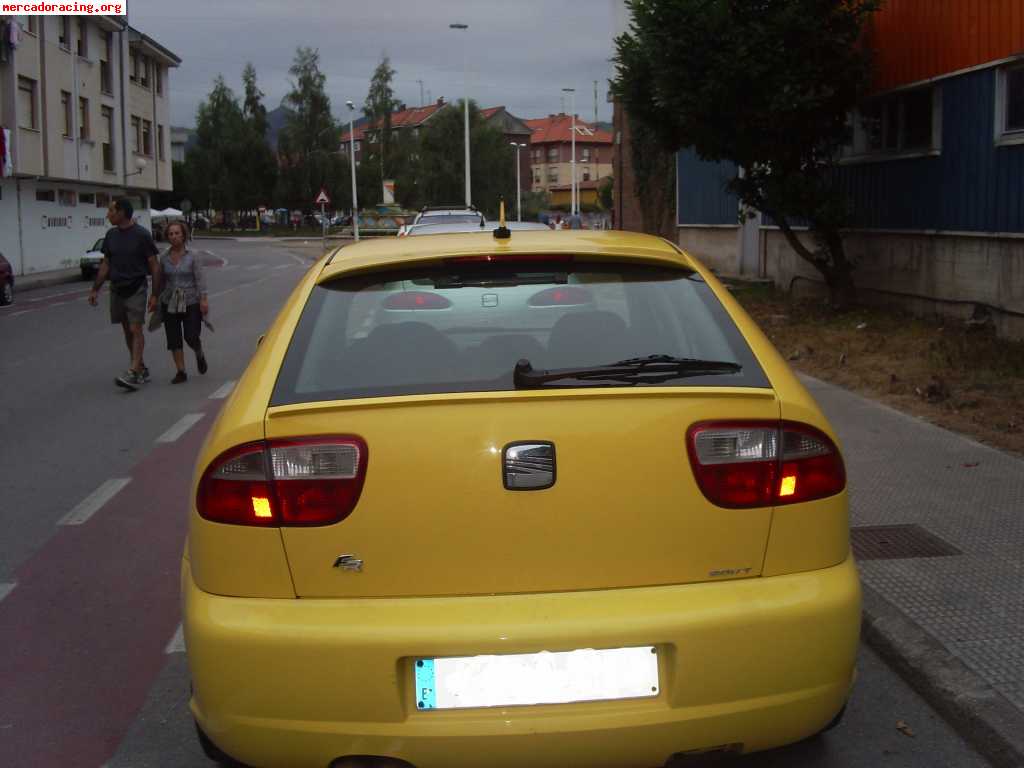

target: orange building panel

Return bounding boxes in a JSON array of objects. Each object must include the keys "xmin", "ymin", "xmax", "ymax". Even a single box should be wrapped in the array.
[{"xmin": 868, "ymin": 0, "xmax": 1024, "ymax": 92}]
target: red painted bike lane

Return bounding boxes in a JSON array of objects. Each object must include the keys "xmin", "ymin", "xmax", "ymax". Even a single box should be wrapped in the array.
[{"xmin": 0, "ymin": 405, "xmax": 219, "ymax": 768}]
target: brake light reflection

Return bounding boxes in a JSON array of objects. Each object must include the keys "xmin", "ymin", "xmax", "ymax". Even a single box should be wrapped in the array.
[
  {"xmin": 252, "ymin": 496, "xmax": 273, "ymax": 518},
  {"xmin": 779, "ymin": 475, "xmax": 797, "ymax": 497}
]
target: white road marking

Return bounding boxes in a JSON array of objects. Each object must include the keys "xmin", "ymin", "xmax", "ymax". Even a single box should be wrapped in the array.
[
  {"xmin": 273, "ymin": 264, "xmax": 289, "ymax": 270},
  {"xmin": 0, "ymin": 582, "xmax": 16, "ymax": 603},
  {"xmin": 209, "ymin": 276, "xmax": 273, "ymax": 298},
  {"xmin": 210, "ymin": 380, "xmax": 235, "ymax": 399},
  {"xmin": 165, "ymin": 623, "xmax": 186, "ymax": 654},
  {"xmin": 2, "ymin": 311, "xmax": 30, "ymax": 318},
  {"xmin": 289, "ymin": 253, "xmax": 308, "ymax": 267},
  {"xmin": 156, "ymin": 413, "xmax": 205, "ymax": 444},
  {"xmin": 59, "ymin": 478, "xmax": 131, "ymax": 526},
  {"xmin": 24, "ymin": 288, "xmax": 88, "ymax": 303},
  {"xmin": 201, "ymin": 249, "xmax": 228, "ymax": 267}
]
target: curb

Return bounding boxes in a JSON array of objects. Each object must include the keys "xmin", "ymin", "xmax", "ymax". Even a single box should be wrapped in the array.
[
  {"xmin": 861, "ymin": 583, "xmax": 1024, "ymax": 768},
  {"xmin": 16, "ymin": 269, "xmax": 83, "ymax": 295}
]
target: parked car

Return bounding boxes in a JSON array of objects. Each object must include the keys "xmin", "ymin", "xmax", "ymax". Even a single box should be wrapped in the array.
[
  {"xmin": 399, "ymin": 204, "xmax": 487, "ymax": 236},
  {"xmin": 399, "ymin": 220, "xmax": 549, "ymax": 237},
  {"xmin": 0, "ymin": 252, "xmax": 13, "ymax": 306},
  {"xmin": 184, "ymin": 230, "xmax": 859, "ymax": 768},
  {"xmin": 80, "ymin": 238, "xmax": 106, "ymax": 280}
]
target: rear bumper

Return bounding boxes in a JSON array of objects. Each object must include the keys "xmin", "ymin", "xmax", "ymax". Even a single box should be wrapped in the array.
[{"xmin": 184, "ymin": 557, "xmax": 861, "ymax": 768}]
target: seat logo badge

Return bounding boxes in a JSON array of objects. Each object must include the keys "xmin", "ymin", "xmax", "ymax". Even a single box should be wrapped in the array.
[
  {"xmin": 503, "ymin": 442, "xmax": 556, "ymax": 490},
  {"xmin": 333, "ymin": 554, "xmax": 364, "ymax": 572}
]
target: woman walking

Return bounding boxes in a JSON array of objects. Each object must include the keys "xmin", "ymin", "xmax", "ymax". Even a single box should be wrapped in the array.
[{"xmin": 156, "ymin": 221, "xmax": 209, "ymax": 383}]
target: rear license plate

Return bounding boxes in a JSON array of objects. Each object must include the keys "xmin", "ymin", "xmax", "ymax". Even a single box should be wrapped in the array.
[{"xmin": 414, "ymin": 645, "xmax": 659, "ymax": 710}]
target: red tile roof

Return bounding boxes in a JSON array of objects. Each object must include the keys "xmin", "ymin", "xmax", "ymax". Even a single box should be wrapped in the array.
[
  {"xmin": 526, "ymin": 114, "xmax": 612, "ymax": 145},
  {"xmin": 341, "ymin": 102, "xmax": 447, "ymax": 143}
]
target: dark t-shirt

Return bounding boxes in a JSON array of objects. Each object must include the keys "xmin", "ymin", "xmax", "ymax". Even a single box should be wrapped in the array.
[{"xmin": 102, "ymin": 224, "xmax": 158, "ymax": 286}]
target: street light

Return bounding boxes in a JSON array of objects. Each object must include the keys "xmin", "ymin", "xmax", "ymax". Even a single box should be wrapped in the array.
[
  {"xmin": 346, "ymin": 100, "xmax": 360, "ymax": 242},
  {"xmin": 450, "ymin": 22, "xmax": 471, "ymax": 208},
  {"xmin": 562, "ymin": 88, "xmax": 576, "ymax": 217},
  {"xmin": 510, "ymin": 142, "xmax": 526, "ymax": 222}
]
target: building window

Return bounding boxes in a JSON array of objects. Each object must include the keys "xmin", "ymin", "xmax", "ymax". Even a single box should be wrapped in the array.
[
  {"xmin": 995, "ymin": 64, "xmax": 1024, "ymax": 139},
  {"xmin": 61, "ymin": 91, "xmax": 73, "ymax": 137},
  {"xmin": 79, "ymin": 98, "xmax": 90, "ymax": 140},
  {"xmin": 533, "ymin": 171, "xmax": 541, "ymax": 184},
  {"xmin": 130, "ymin": 50, "xmax": 140, "ymax": 82},
  {"xmin": 131, "ymin": 116, "xmax": 142, "ymax": 153},
  {"xmin": 100, "ymin": 32, "xmax": 113, "ymax": 94},
  {"xmin": 25, "ymin": 16, "xmax": 37, "ymax": 34},
  {"xmin": 547, "ymin": 167, "xmax": 559, "ymax": 183},
  {"xmin": 79, "ymin": 193, "xmax": 96, "ymax": 204},
  {"xmin": 36, "ymin": 189, "xmax": 56, "ymax": 202},
  {"xmin": 853, "ymin": 85, "xmax": 940, "ymax": 156},
  {"xmin": 76, "ymin": 19, "xmax": 88, "ymax": 57},
  {"xmin": 141, "ymin": 57, "xmax": 151, "ymax": 89},
  {"xmin": 547, "ymin": 147, "xmax": 559, "ymax": 163},
  {"xmin": 59, "ymin": 189, "xmax": 77, "ymax": 207},
  {"xmin": 102, "ymin": 106, "xmax": 115, "ymax": 171},
  {"xmin": 142, "ymin": 119, "xmax": 153, "ymax": 156},
  {"xmin": 96, "ymin": 192, "xmax": 111, "ymax": 207},
  {"xmin": 532, "ymin": 148, "xmax": 542, "ymax": 163},
  {"xmin": 581, "ymin": 147, "xmax": 591, "ymax": 162},
  {"xmin": 18, "ymin": 77, "xmax": 37, "ymax": 130},
  {"xmin": 582, "ymin": 169, "xmax": 591, "ymax": 182},
  {"xmin": 158, "ymin": 125, "xmax": 166, "ymax": 161},
  {"xmin": 354, "ymin": 140, "xmax": 361, "ymax": 151},
  {"xmin": 58, "ymin": 16, "xmax": 71, "ymax": 49},
  {"xmin": 155, "ymin": 65, "xmax": 163, "ymax": 95}
]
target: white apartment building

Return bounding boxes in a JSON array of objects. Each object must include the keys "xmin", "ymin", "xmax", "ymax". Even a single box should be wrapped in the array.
[{"xmin": 0, "ymin": 15, "xmax": 180, "ymax": 276}]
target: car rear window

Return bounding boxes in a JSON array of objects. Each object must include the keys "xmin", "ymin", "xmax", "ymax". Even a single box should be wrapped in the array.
[{"xmin": 271, "ymin": 261, "xmax": 769, "ymax": 405}]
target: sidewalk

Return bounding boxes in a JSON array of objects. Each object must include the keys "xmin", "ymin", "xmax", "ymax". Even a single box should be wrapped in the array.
[
  {"xmin": 806, "ymin": 374, "xmax": 1024, "ymax": 767},
  {"xmin": 15, "ymin": 267, "xmax": 83, "ymax": 293}
]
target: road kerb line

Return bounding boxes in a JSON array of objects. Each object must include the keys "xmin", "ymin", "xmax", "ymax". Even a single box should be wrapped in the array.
[
  {"xmin": 165, "ymin": 623, "xmax": 186, "ymax": 654},
  {"xmin": 59, "ymin": 478, "xmax": 132, "ymax": 526},
  {"xmin": 210, "ymin": 381, "xmax": 235, "ymax": 400},
  {"xmin": 0, "ymin": 582, "xmax": 16, "ymax": 603},
  {"xmin": 156, "ymin": 413, "xmax": 205, "ymax": 444}
]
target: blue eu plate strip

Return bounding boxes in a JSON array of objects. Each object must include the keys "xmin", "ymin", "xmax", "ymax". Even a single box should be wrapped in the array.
[{"xmin": 414, "ymin": 658, "xmax": 436, "ymax": 710}]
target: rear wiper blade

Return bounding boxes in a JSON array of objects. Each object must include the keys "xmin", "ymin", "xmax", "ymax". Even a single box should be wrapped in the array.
[{"xmin": 513, "ymin": 355, "xmax": 742, "ymax": 388}]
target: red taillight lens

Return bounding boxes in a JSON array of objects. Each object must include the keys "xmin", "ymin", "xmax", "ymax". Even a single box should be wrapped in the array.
[
  {"xmin": 528, "ymin": 286, "xmax": 593, "ymax": 306},
  {"xmin": 383, "ymin": 291, "xmax": 451, "ymax": 310},
  {"xmin": 196, "ymin": 437, "xmax": 368, "ymax": 527},
  {"xmin": 687, "ymin": 421, "xmax": 844, "ymax": 508}
]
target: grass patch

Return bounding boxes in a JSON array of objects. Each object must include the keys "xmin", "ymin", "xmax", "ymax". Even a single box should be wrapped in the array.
[{"xmin": 731, "ymin": 282, "xmax": 1024, "ymax": 456}]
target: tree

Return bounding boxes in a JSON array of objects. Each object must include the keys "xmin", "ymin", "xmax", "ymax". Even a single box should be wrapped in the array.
[
  {"xmin": 189, "ymin": 75, "xmax": 248, "ymax": 213},
  {"xmin": 614, "ymin": 0, "xmax": 881, "ymax": 308},
  {"xmin": 364, "ymin": 56, "xmax": 402, "ymax": 188},
  {"xmin": 277, "ymin": 47, "xmax": 342, "ymax": 210},
  {"xmin": 417, "ymin": 100, "xmax": 515, "ymax": 218},
  {"xmin": 238, "ymin": 63, "xmax": 277, "ymax": 210}
]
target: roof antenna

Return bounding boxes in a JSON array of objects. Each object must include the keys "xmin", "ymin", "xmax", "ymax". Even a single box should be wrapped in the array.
[{"xmin": 493, "ymin": 197, "xmax": 511, "ymax": 239}]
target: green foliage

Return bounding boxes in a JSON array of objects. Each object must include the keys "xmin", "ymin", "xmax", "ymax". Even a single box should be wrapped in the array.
[
  {"xmin": 364, "ymin": 56, "xmax": 402, "ymax": 184},
  {"xmin": 276, "ymin": 47, "xmax": 345, "ymax": 211},
  {"xmin": 598, "ymin": 175, "xmax": 613, "ymax": 211},
  {"xmin": 188, "ymin": 76, "xmax": 249, "ymax": 211},
  {"xmin": 520, "ymin": 190, "xmax": 550, "ymax": 222},
  {"xmin": 613, "ymin": 0, "xmax": 881, "ymax": 307},
  {"xmin": 417, "ymin": 100, "xmax": 515, "ymax": 218}
]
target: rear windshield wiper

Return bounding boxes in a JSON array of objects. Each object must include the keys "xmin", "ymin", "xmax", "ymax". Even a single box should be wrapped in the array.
[{"xmin": 513, "ymin": 354, "xmax": 742, "ymax": 388}]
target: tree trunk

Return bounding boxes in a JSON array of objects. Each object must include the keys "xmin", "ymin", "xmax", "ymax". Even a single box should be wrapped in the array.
[{"xmin": 774, "ymin": 215, "xmax": 856, "ymax": 311}]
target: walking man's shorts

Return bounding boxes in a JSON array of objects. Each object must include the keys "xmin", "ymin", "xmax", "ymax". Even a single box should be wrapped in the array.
[{"xmin": 110, "ymin": 284, "xmax": 148, "ymax": 325}]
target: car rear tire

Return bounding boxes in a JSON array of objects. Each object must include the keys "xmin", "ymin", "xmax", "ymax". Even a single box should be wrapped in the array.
[
  {"xmin": 195, "ymin": 721, "xmax": 248, "ymax": 767},
  {"xmin": 0, "ymin": 279, "xmax": 12, "ymax": 306}
]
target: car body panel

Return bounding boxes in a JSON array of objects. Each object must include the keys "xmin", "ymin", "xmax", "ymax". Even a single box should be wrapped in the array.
[
  {"xmin": 183, "ymin": 555, "xmax": 860, "ymax": 768},
  {"xmin": 267, "ymin": 387, "xmax": 780, "ymax": 598}
]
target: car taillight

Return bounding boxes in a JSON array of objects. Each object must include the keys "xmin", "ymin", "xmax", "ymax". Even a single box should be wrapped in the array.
[
  {"xmin": 686, "ymin": 421, "xmax": 844, "ymax": 509},
  {"xmin": 196, "ymin": 437, "xmax": 368, "ymax": 526},
  {"xmin": 383, "ymin": 291, "xmax": 452, "ymax": 310}
]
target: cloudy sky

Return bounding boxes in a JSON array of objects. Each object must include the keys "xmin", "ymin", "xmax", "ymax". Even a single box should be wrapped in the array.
[{"xmin": 130, "ymin": 0, "xmax": 627, "ymax": 129}]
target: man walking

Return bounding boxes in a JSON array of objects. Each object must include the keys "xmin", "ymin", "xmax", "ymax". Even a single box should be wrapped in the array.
[{"xmin": 88, "ymin": 198, "xmax": 161, "ymax": 391}]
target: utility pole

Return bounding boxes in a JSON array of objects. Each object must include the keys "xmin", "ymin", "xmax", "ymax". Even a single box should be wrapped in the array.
[
  {"xmin": 594, "ymin": 80, "xmax": 599, "ymax": 125},
  {"xmin": 562, "ymin": 88, "xmax": 576, "ymax": 216},
  {"xmin": 417, "ymin": 79, "xmax": 424, "ymax": 107},
  {"xmin": 450, "ymin": 23, "xmax": 471, "ymax": 208}
]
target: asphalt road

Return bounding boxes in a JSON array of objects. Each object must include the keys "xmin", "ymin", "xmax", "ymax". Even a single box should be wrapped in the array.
[{"xmin": 0, "ymin": 239, "xmax": 991, "ymax": 768}]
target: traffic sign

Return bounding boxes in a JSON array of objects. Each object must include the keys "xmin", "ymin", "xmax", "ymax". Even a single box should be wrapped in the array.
[{"xmin": 315, "ymin": 188, "xmax": 331, "ymax": 206}]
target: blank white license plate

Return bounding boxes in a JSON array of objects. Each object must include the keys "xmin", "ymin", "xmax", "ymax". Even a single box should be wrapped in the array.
[{"xmin": 414, "ymin": 645, "xmax": 659, "ymax": 710}]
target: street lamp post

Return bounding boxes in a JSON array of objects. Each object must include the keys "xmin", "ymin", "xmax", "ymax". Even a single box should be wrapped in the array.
[
  {"xmin": 510, "ymin": 142, "xmax": 526, "ymax": 222},
  {"xmin": 562, "ymin": 87, "xmax": 576, "ymax": 217},
  {"xmin": 346, "ymin": 100, "xmax": 360, "ymax": 242},
  {"xmin": 450, "ymin": 22, "xmax": 471, "ymax": 208}
]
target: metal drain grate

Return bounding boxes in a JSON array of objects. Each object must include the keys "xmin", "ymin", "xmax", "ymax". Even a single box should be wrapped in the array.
[{"xmin": 851, "ymin": 524, "xmax": 963, "ymax": 561}]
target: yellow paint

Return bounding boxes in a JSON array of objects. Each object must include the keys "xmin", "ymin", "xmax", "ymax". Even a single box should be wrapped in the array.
[
  {"xmin": 251, "ymin": 496, "xmax": 272, "ymax": 518},
  {"xmin": 779, "ymin": 475, "xmax": 797, "ymax": 497}
]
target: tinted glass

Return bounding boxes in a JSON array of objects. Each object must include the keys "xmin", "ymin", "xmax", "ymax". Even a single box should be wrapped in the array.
[
  {"xmin": 903, "ymin": 88, "xmax": 933, "ymax": 149},
  {"xmin": 1007, "ymin": 68, "xmax": 1024, "ymax": 132},
  {"xmin": 272, "ymin": 262, "xmax": 769, "ymax": 405}
]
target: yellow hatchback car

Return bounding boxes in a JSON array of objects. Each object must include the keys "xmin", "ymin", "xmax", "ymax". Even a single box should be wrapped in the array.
[{"xmin": 183, "ymin": 229, "xmax": 860, "ymax": 768}]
